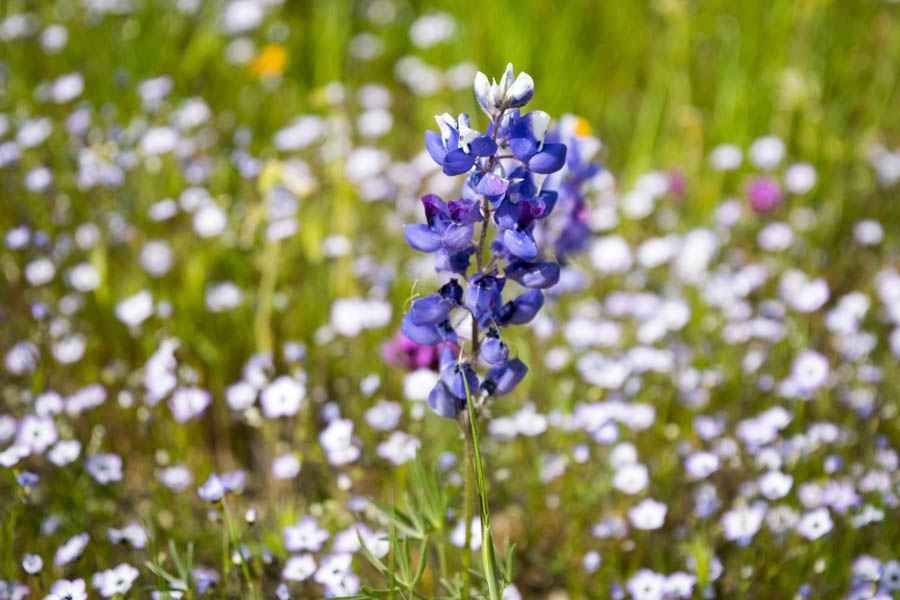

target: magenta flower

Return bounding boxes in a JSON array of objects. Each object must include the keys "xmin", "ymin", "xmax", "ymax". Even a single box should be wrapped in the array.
[{"xmin": 747, "ymin": 176, "xmax": 783, "ymax": 213}]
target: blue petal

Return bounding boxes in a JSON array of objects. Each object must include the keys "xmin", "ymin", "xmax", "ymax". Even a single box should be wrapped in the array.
[
  {"xmin": 493, "ymin": 199, "xmax": 521, "ymax": 230},
  {"xmin": 508, "ymin": 114, "xmax": 540, "ymax": 161},
  {"xmin": 465, "ymin": 283, "xmax": 499, "ymax": 320},
  {"xmin": 442, "ymin": 362, "xmax": 479, "ymax": 400},
  {"xmin": 502, "ymin": 229, "xmax": 538, "ymax": 261},
  {"xmin": 501, "ymin": 289, "xmax": 544, "ymax": 325},
  {"xmin": 528, "ymin": 143, "xmax": 567, "ymax": 174},
  {"xmin": 410, "ymin": 295, "xmax": 452, "ymax": 326},
  {"xmin": 441, "ymin": 223, "xmax": 474, "ymax": 252},
  {"xmin": 470, "ymin": 135, "xmax": 498, "ymax": 158},
  {"xmin": 485, "ymin": 358, "xmax": 528, "ymax": 396},
  {"xmin": 505, "ymin": 261, "xmax": 560, "ymax": 289},
  {"xmin": 427, "ymin": 381, "xmax": 464, "ymax": 418},
  {"xmin": 401, "ymin": 312, "xmax": 442, "ymax": 346},
  {"xmin": 481, "ymin": 337, "xmax": 509, "ymax": 365},
  {"xmin": 403, "ymin": 224, "xmax": 441, "ymax": 252},
  {"xmin": 442, "ymin": 148, "xmax": 475, "ymax": 176},
  {"xmin": 474, "ymin": 172, "xmax": 510, "ymax": 197},
  {"xmin": 424, "ymin": 130, "xmax": 447, "ymax": 165}
]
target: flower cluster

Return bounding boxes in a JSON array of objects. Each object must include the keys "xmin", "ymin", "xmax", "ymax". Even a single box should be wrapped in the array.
[{"xmin": 401, "ymin": 64, "xmax": 567, "ymax": 418}]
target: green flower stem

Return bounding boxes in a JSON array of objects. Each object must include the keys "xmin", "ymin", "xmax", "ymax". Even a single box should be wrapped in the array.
[
  {"xmin": 462, "ymin": 370, "xmax": 502, "ymax": 600},
  {"xmin": 461, "ymin": 437, "xmax": 473, "ymax": 600},
  {"xmin": 222, "ymin": 500, "xmax": 258, "ymax": 600}
]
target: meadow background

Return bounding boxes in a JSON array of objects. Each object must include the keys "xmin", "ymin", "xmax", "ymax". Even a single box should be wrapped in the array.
[{"xmin": 2, "ymin": 0, "xmax": 900, "ymax": 598}]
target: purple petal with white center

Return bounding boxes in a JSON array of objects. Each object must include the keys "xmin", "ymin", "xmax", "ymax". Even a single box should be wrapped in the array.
[{"xmin": 505, "ymin": 71, "xmax": 534, "ymax": 108}]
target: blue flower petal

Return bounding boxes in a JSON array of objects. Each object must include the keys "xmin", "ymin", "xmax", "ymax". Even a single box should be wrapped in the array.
[
  {"xmin": 403, "ymin": 224, "xmax": 442, "ymax": 252},
  {"xmin": 401, "ymin": 312, "xmax": 442, "ymax": 346},
  {"xmin": 505, "ymin": 261, "xmax": 561, "ymax": 289},
  {"xmin": 410, "ymin": 294, "xmax": 452, "ymax": 326},
  {"xmin": 474, "ymin": 172, "xmax": 510, "ymax": 198},
  {"xmin": 528, "ymin": 143, "xmax": 567, "ymax": 174},
  {"xmin": 470, "ymin": 135, "xmax": 498, "ymax": 158},
  {"xmin": 502, "ymin": 229, "xmax": 538, "ymax": 261},
  {"xmin": 425, "ymin": 130, "xmax": 447, "ymax": 166},
  {"xmin": 481, "ymin": 337, "xmax": 509, "ymax": 365},
  {"xmin": 485, "ymin": 358, "xmax": 528, "ymax": 396},
  {"xmin": 427, "ymin": 381, "xmax": 464, "ymax": 418},
  {"xmin": 441, "ymin": 223, "xmax": 474, "ymax": 252},
  {"xmin": 442, "ymin": 148, "xmax": 475, "ymax": 176},
  {"xmin": 503, "ymin": 289, "xmax": 544, "ymax": 325}
]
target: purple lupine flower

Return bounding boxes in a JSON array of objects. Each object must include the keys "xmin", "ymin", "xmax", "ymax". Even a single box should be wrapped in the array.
[
  {"xmin": 397, "ymin": 63, "xmax": 567, "ymax": 418},
  {"xmin": 542, "ymin": 115, "xmax": 606, "ymax": 258}
]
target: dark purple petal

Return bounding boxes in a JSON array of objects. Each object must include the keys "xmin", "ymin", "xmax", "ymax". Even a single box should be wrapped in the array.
[
  {"xmin": 502, "ymin": 289, "xmax": 544, "ymax": 325},
  {"xmin": 403, "ymin": 224, "xmax": 441, "ymax": 252},
  {"xmin": 448, "ymin": 197, "xmax": 483, "ymax": 225},
  {"xmin": 470, "ymin": 135, "xmax": 498, "ymax": 157},
  {"xmin": 401, "ymin": 312, "xmax": 442, "ymax": 346},
  {"xmin": 439, "ymin": 279, "xmax": 464, "ymax": 305},
  {"xmin": 425, "ymin": 130, "xmax": 447, "ymax": 165},
  {"xmin": 528, "ymin": 143, "xmax": 567, "ymax": 174},
  {"xmin": 441, "ymin": 223, "xmax": 474, "ymax": 252},
  {"xmin": 442, "ymin": 148, "xmax": 475, "ymax": 176},
  {"xmin": 505, "ymin": 261, "xmax": 560, "ymax": 289},
  {"xmin": 502, "ymin": 229, "xmax": 538, "ymax": 261},
  {"xmin": 427, "ymin": 382, "xmax": 464, "ymax": 418},
  {"xmin": 421, "ymin": 194, "xmax": 449, "ymax": 226},
  {"xmin": 485, "ymin": 358, "xmax": 528, "ymax": 396},
  {"xmin": 434, "ymin": 248, "xmax": 474, "ymax": 275},
  {"xmin": 474, "ymin": 172, "xmax": 510, "ymax": 197},
  {"xmin": 410, "ymin": 295, "xmax": 452, "ymax": 326}
]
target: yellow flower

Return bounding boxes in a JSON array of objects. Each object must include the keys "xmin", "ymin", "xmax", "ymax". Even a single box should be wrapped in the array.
[
  {"xmin": 574, "ymin": 116, "xmax": 592, "ymax": 137},
  {"xmin": 249, "ymin": 44, "xmax": 287, "ymax": 78}
]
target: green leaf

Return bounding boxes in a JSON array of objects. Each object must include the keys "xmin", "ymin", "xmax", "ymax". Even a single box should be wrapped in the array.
[{"xmin": 371, "ymin": 501, "xmax": 426, "ymax": 539}]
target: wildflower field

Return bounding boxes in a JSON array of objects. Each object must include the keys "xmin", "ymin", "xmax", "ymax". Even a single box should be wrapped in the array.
[{"xmin": 3, "ymin": 1, "xmax": 900, "ymax": 598}]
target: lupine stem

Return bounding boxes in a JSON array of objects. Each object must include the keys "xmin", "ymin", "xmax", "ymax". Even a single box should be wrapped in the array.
[
  {"xmin": 461, "ymin": 362, "xmax": 502, "ymax": 600},
  {"xmin": 461, "ymin": 430, "xmax": 473, "ymax": 600}
]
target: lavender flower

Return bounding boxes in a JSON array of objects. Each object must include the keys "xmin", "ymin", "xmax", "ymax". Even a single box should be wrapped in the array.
[{"xmin": 401, "ymin": 63, "xmax": 568, "ymax": 418}]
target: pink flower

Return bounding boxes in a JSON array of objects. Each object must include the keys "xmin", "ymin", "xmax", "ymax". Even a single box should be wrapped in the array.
[
  {"xmin": 747, "ymin": 176, "xmax": 783, "ymax": 213},
  {"xmin": 380, "ymin": 331, "xmax": 455, "ymax": 371}
]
